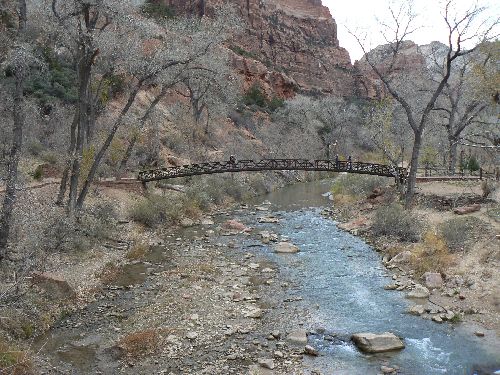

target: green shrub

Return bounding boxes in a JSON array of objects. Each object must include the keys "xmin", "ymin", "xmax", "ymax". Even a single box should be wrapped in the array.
[
  {"xmin": 467, "ymin": 155, "xmax": 480, "ymax": 173},
  {"xmin": 229, "ymin": 45, "xmax": 258, "ymax": 59},
  {"xmin": 141, "ymin": 1, "xmax": 174, "ymax": 19},
  {"xmin": 242, "ymin": 84, "xmax": 285, "ymax": 112},
  {"xmin": 243, "ymin": 84, "xmax": 268, "ymax": 108},
  {"xmin": 33, "ymin": 165, "xmax": 43, "ymax": 181},
  {"xmin": 372, "ymin": 203, "xmax": 422, "ymax": 242},
  {"xmin": 40, "ymin": 151, "xmax": 58, "ymax": 165},
  {"xmin": 268, "ymin": 96, "xmax": 285, "ymax": 112},
  {"xmin": 439, "ymin": 216, "xmax": 483, "ymax": 252}
]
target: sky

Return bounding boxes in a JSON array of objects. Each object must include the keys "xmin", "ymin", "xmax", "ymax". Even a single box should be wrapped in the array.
[{"xmin": 323, "ymin": 0, "xmax": 500, "ymax": 62}]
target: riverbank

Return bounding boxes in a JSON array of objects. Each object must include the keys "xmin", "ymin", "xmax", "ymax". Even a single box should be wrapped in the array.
[{"xmin": 331, "ymin": 178, "xmax": 500, "ymax": 337}]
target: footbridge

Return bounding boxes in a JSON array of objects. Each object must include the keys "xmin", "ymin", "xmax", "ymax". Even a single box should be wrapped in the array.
[{"xmin": 138, "ymin": 158, "xmax": 408, "ymax": 183}]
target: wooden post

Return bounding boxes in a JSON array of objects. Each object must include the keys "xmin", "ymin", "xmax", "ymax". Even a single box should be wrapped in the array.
[{"xmin": 479, "ymin": 168, "xmax": 483, "ymax": 180}]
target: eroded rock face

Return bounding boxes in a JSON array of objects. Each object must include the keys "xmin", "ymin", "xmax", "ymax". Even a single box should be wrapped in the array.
[
  {"xmin": 351, "ymin": 332, "xmax": 405, "ymax": 353},
  {"xmin": 164, "ymin": 0, "xmax": 355, "ymax": 96}
]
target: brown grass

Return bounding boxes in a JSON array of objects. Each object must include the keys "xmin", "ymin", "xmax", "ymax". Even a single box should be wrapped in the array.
[
  {"xmin": 98, "ymin": 262, "xmax": 122, "ymax": 285},
  {"xmin": 117, "ymin": 329, "xmax": 160, "ymax": 359},
  {"xmin": 126, "ymin": 242, "xmax": 149, "ymax": 261},
  {"xmin": 0, "ymin": 339, "xmax": 33, "ymax": 375},
  {"xmin": 410, "ymin": 231, "xmax": 454, "ymax": 277}
]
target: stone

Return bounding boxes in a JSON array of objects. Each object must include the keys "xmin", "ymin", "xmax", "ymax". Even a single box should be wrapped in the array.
[
  {"xmin": 32, "ymin": 271, "xmax": 76, "ymax": 299},
  {"xmin": 422, "ymin": 272, "xmax": 443, "ymax": 289},
  {"xmin": 201, "ymin": 218, "xmax": 214, "ymax": 225},
  {"xmin": 407, "ymin": 284, "xmax": 430, "ymax": 299},
  {"xmin": 380, "ymin": 365, "xmax": 396, "ymax": 374},
  {"xmin": 274, "ymin": 242, "xmax": 300, "ymax": 254},
  {"xmin": 407, "ymin": 304, "xmax": 425, "ymax": 316},
  {"xmin": 180, "ymin": 218, "xmax": 195, "ymax": 227},
  {"xmin": 304, "ymin": 345, "xmax": 319, "ymax": 356},
  {"xmin": 384, "ymin": 284, "xmax": 398, "ymax": 290},
  {"xmin": 224, "ymin": 219, "xmax": 249, "ymax": 232},
  {"xmin": 248, "ymin": 263, "xmax": 260, "ymax": 270},
  {"xmin": 286, "ymin": 329, "xmax": 308, "ymax": 345},
  {"xmin": 432, "ymin": 316, "xmax": 443, "ymax": 323},
  {"xmin": 186, "ymin": 331, "xmax": 198, "ymax": 340},
  {"xmin": 245, "ymin": 308, "xmax": 264, "ymax": 319},
  {"xmin": 257, "ymin": 358, "xmax": 275, "ymax": 370},
  {"xmin": 274, "ymin": 350, "xmax": 284, "ymax": 358},
  {"xmin": 388, "ymin": 251, "xmax": 412, "ymax": 264},
  {"xmin": 258, "ymin": 216, "xmax": 280, "ymax": 224},
  {"xmin": 351, "ymin": 332, "xmax": 405, "ymax": 353},
  {"xmin": 249, "ymin": 365, "xmax": 274, "ymax": 375},
  {"xmin": 474, "ymin": 331, "xmax": 485, "ymax": 337},
  {"xmin": 453, "ymin": 204, "xmax": 481, "ymax": 215}
]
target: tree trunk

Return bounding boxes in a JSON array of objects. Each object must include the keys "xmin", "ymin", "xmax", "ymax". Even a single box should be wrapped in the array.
[
  {"xmin": 68, "ymin": 51, "xmax": 92, "ymax": 213},
  {"xmin": 0, "ymin": 71, "xmax": 25, "ymax": 259},
  {"xmin": 56, "ymin": 110, "xmax": 79, "ymax": 205},
  {"xmin": 404, "ymin": 130, "xmax": 422, "ymax": 209},
  {"xmin": 447, "ymin": 136, "xmax": 458, "ymax": 175},
  {"xmin": 76, "ymin": 85, "xmax": 141, "ymax": 210}
]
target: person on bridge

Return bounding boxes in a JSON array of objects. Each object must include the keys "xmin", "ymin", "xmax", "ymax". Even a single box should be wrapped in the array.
[
  {"xmin": 335, "ymin": 154, "xmax": 339, "ymax": 169},
  {"xmin": 348, "ymin": 156, "xmax": 352, "ymax": 170},
  {"xmin": 229, "ymin": 155, "xmax": 236, "ymax": 166}
]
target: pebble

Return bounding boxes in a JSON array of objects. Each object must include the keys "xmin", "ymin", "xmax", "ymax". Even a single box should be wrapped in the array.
[
  {"xmin": 186, "ymin": 332, "xmax": 198, "ymax": 340},
  {"xmin": 257, "ymin": 358, "xmax": 275, "ymax": 369},
  {"xmin": 474, "ymin": 331, "xmax": 485, "ymax": 337},
  {"xmin": 304, "ymin": 345, "xmax": 319, "ymax": 356}
]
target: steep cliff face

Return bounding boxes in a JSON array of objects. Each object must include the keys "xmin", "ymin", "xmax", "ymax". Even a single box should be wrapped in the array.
[{"xmin": 163, "ymin": 0, "xmax": 356, "ymax": 97}]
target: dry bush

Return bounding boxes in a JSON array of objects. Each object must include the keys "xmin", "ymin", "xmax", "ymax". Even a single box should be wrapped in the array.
[
  {"xmin": 117, "ymin": 329, "xmax": 160, "ymax": 359},
  {"xmin": 98, "ymin": 262, "xmax": 122, "ymax": 285},
  {"xmin": 126, "ymin": 242, "xmax": 149, "ymax": 261},
  {"xmin": 410, "ymin": 231, "xmax": 454, "ymax": 277},
  {"xmin": 331, "ymin": 174, "xmax": 389, "ymax": 206},
  {"xmin": 0, "ymin": 339, "xmax": 33, "ymax": 375},
  {"xmin": 439, "ymin": 216, "xmax": 485, "ymax": 252},
  {"xmin": 372, "ymin": 203, "xmax": 422, "ymax": 242}
]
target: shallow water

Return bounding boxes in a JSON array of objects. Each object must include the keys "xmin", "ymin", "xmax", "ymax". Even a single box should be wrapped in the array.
[{"xmin": 244, "ymin": 179, "xmax": 500, "ymax": 375}]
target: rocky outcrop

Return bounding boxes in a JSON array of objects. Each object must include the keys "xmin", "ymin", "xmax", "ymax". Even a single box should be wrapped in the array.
[
  {"xmin": 355, "ymin": 40, "xmax": 447, "ymax": 99},
  {"xmin": 164, "ymin": 0, "xmax": 355, "ymax": 97}
]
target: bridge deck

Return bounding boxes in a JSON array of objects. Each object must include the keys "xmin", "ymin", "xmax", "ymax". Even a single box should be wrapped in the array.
[{"xmin": 138, "ymin": 159, "xmax": 408, "ymax": 183}]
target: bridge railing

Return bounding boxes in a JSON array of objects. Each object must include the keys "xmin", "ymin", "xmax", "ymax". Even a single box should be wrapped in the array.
[{"xmin": 138, "ymin": 158, "xmax": 408, "ymax": 183}]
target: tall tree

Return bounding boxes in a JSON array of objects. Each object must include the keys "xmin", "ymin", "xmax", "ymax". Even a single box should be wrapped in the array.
[
  {"xmin": 351, "ymin": 0, "xmax": 498, "ymax": 207},
  {"xmin": 0, "ymin": 0, "xmax": 32, "ymax": 260}
]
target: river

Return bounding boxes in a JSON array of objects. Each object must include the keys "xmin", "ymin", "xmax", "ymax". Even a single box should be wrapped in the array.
[{"xmin": 240, "ymin": 179, "xmax": 500, "ymax": 375}]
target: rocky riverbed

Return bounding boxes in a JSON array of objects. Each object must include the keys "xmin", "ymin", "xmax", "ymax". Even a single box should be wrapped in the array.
[{"xmin": 34, "ymin": 179, "xmax": 499, "ymax": 375}]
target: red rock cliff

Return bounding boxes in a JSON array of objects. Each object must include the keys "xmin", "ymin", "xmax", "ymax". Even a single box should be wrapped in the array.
[{"xmin": 162, "ymin": 0, "xmax": 356, "ymax": 97}]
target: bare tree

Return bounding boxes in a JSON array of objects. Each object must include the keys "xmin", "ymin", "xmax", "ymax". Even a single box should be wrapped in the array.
[
  {"xmin": 350, "ymin": 0, "xmax": 498, "ymax": 207},
  {"xmin": 0, "ymin": 0, "xmax": 33, "ymax": 260}
]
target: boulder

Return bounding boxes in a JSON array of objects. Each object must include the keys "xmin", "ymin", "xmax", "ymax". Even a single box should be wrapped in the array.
[
  {"xmin": 407, "ymin": 284, "xmax": 430, "ymax": 299},
  {"xmin": 407, "ymin": 304, "xmax": 425, "ymax": 316},
  {"xmin": 388, "ymin": 251, "xmax": 412, "ymax": 264},
  {"xmin": 32, "ymin": 272, "xmax": 75, "ymax": 299},
  {"xmin": 453, "ymin": 204, "xmax": 481, "ymax": 215},
  {"xmin": 351, "ymin": 332, "xmax": 405, "ymax": 353},
  {"xmin": 257, "ymin": 358, "xmax": 275, "ymax": 370},
  {"xmin": 274, "ymin": 242, "xmax": 299, "ymax": 254},
  {"xmin": 422, "ymin": 272, "xmax": 443, "ymax": 289},
  {"xmin": 286, "ymin": 329, "xmax": 308, "ymax": 345}
]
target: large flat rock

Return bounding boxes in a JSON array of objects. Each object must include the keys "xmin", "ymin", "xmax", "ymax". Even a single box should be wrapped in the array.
[{"xmin": 351, "ymin": 332, "xmax": 405, "ymax": 353}]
